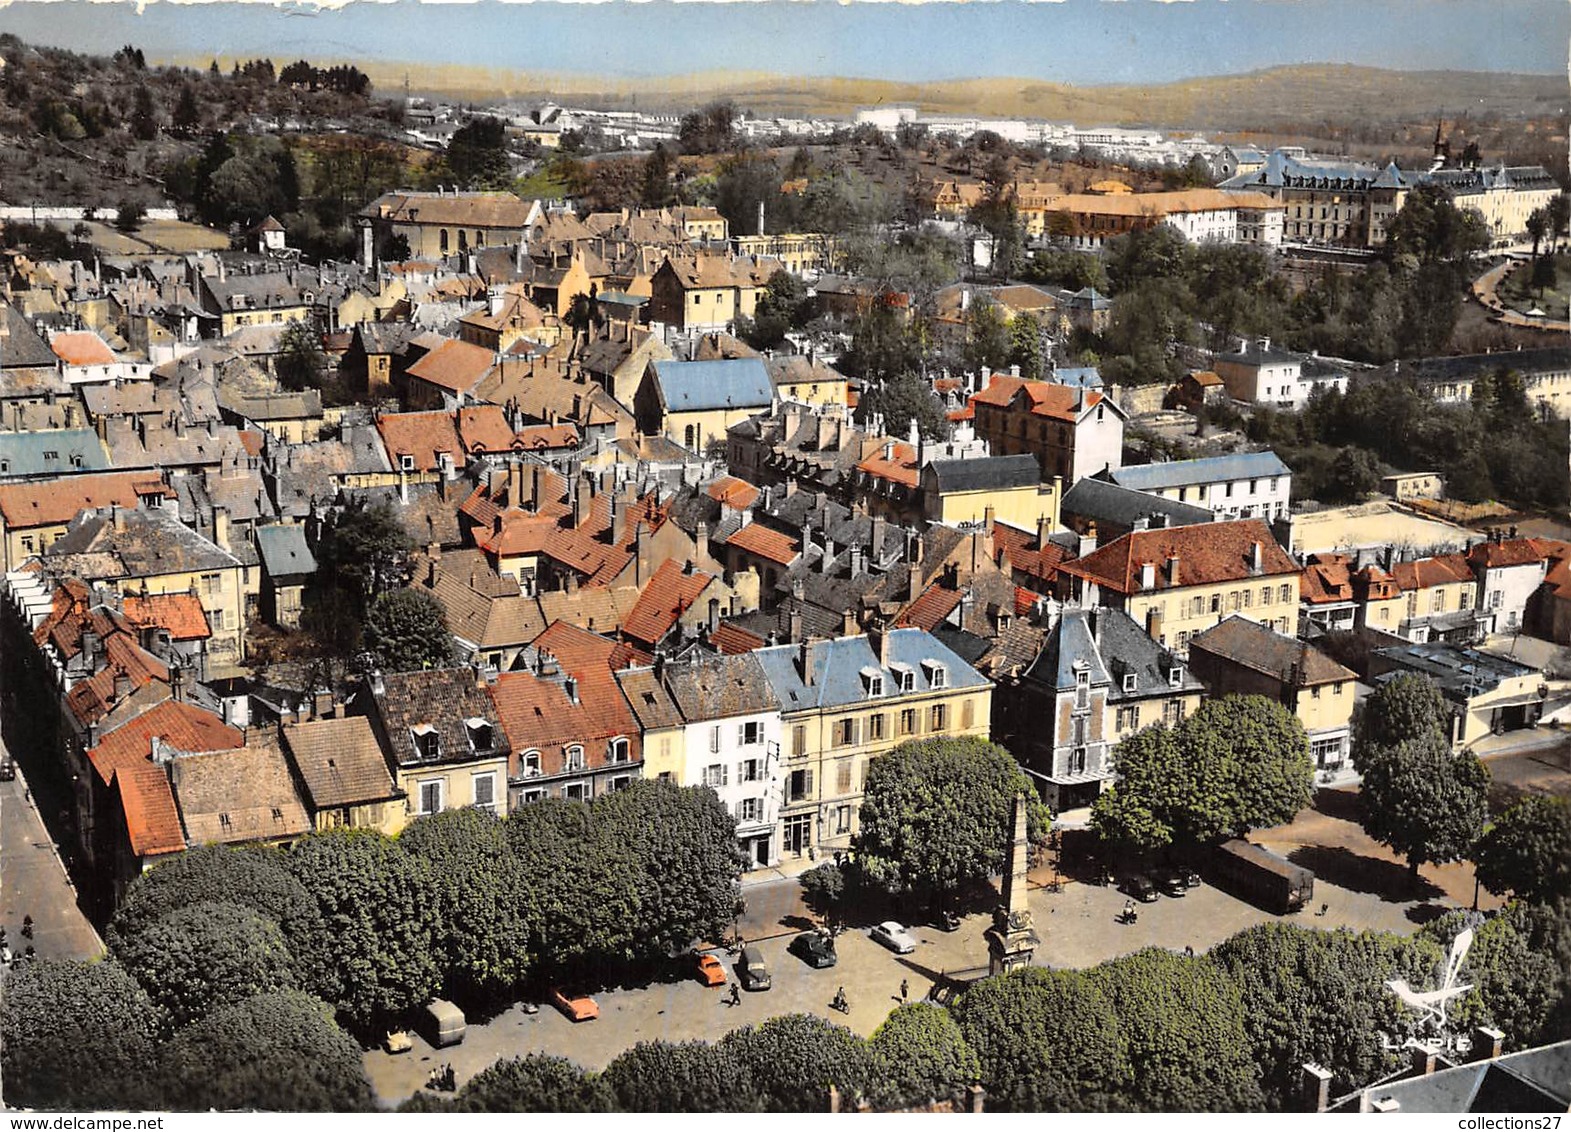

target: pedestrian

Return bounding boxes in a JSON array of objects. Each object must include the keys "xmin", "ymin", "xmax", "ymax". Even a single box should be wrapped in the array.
[
  {"xmin": 729, "ymin": 983, "xmax": 741, "ymax": 1007},
  {"xmin": 1184, "ymin": 945, "xmax": 1195, "ymax": 958},
  {"xmin": 21, "ymin": 915, "xmax": 32, "ymax": 939},
  {"xmin": 900, "ymin": 977, "xmax": 909, "ymax": 1002}
]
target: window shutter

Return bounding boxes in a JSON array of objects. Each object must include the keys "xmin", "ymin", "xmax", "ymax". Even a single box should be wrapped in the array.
[{"xmin": 803, "ymin": 769, "xmax": 813, "ymax": 797}]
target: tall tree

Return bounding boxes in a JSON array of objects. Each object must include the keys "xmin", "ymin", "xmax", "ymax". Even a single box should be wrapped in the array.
[
  {"xmin": 640, "ymin": 142, "xmax": 676, "ymax": 208},
  {"xmin": 720, "ymin": 1014, "xmax": 876, "ymax": 1113},
  {"xmin": 0, "ymin": 958, "xmax": 160, "ymax": 1111},
  {"xmin": 953, "ymin": 967, "xmax": 1128, "ymax": 1112},
  {"xmin": 111, "ymin": 901, "xmax": 297, "ymax": 1030},
  {"xmin": 868, "ymin": 1003, "xmax": 982, "ymax": 1111},
  {"xmin": 961, "ymin": 297, "xmax": 1011, "ymax": 378},
  {"xmin": 1474, "ymin": 795, "xmax": 1571, "ymax": 905},
  {"xmin": 1211, "ymin": 923, "xmax": 1442, "ymax": 1109},
  {"xmin": 399, "ymin": 806, "xmax": 531, "ymax": 1003},
  {"xmin": 276, "ymin": 318, "xmax": 326, "ymax": 392},
  {"xmin": 364, "ymin": 587, "xmax": 456, "ymax": 673},
  {"xmin": 447, "ymin": 1055, "xmax": 615, "ymax": 1113},
  {"xmin": 285, "ymin": 830, "xmax": 441, "ymax": 1031},
  {"xmin": 154, "ymin": 991, "xmax": 374, "ymax": 1112},
  {"xmin": 314, "ymin": 499, "xmax": 413, "ymax": 607},
  {"xmin": 1355, "ymin": 734, "xmax": 1489, "ymax": 877},
  {"xmin": 445, "ymin": 116, "xmax": 511, "ymax": 189},
  {"xmin": 1007, "ymin": 313, "xmax": 1044, "ymax": 380},
  {"xmin": 601, "ymin": 1040, "xmax": 761, "ymax": 1112},
  {"xmin": 854, "ymin": 737, "xmax": 1050, "ymax": 909},
  {"xmin": 1090, "ymin": 948, "xmax": 1263, "ymax": 1112}
]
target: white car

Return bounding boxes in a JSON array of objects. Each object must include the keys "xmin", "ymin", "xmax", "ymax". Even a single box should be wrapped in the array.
[{"xmin": 870, "ymin": 921, "xmax": 918, "ymax": 954}]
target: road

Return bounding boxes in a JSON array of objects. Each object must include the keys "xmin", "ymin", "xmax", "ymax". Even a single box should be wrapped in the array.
[{"xmin": 0, "ymin": 731, "xmax": 104, "ymax": 961}]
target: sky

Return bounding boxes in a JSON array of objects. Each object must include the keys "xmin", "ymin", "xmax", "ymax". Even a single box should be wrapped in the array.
[{"xmin": 0, "ymin": 0, "xmax": 1564, "ymax": 85}]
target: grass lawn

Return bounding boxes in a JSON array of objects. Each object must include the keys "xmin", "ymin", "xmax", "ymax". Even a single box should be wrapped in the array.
[
  {"xmin": 1498, "ymin": 252, "xmax": 1571, "ymax": 317},
  {"xmin": 80, "ymin": 219, "xmax": 229, "ymax": 255}
]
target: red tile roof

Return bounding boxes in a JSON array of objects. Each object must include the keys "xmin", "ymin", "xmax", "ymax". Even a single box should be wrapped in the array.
[
  {"xmin": 620, "ymin": 559, "xmax": 712, "ymax": 646},
  {"xmin": 65, "ymin": 635, "xmax": 171, "ymax": 726},
  {"xmin": 1391, "ymin": 553, "xmax": 1474, "ymax": 592},
  {"xmin": 855, "ymin": 441, "xmax": 920, "ymax": 488},
  {"xmin": 1300, "ymin": 553, "xmax": 1354, "ymax": 605},
  {"xmin": 404, "ymin": 338, "xmax": 496, "ymax": 394},
  {"xmin": 1015, "ymin": 587, "xmax": 1047, "ymax": 616},
  {"xmin": 488, "ymin": 644, "xmax": 640, "ymax": 777},
  {"xmin": 896, "ymin": 583, "xmax": 963, "ymax": 631},
  {"xmin": 455, "ymin": 405, "xmax": 517, "ymax": 453},
  {"xmin": 710, "ymin": 622, "xmax": 766, "ymax": 655},
  {"xmin": 970, "ymin": 374, "xmax": 1103, "ymax": 423},
  {"xmin": 50, "ymin": 331, "xmax": 116, "ymax": 367},
  {"xmin": 88, "ymin": 700, "xmax": 243, "ymax": 786},
  {"xmin": 1059, "ymin": 519, "xmax": 1298, "ymax": 593},
  {"xmin": 991, "ymin": 520, "xmax": 1070, "ymax": 585},
  {"xmin": 1467, "ymin": 538, "xmax": 1548, "ymax": 569},
  {"xmin": 0, "ymin": 472, "xmax": 170, "ymax": 530},
  {"xmin": 726, "ymin": 521, "xmax": 800, "ymax": 567},
  {"xmin": 705, "ymin": 475, "xmax": 760, "ymax": 511},
  {"xmin": 121, "ymin": 592, "xmax": 211, "ymax": 641},
  {"xmin": 113, "ymin": 762, "xmax": 186, "ymax": 858},
  {"xmin": 375, "ymin": 410, "xmax": 463, "ymax": 472}
]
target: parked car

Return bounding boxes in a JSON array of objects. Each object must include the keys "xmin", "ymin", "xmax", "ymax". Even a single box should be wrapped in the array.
[
  {"xmin": 737, "ymin": 945, "xmax": 771, "ymax": 991},
  {"xmin": 1121, "ymin": 873, "xmax": 1159, "ymax": 903},
  {"xmin": 692, "ymin": 951, "xmax": 727, "ymax": 987},
  {"xmin": 549, "ymin": 987, "xmax": 599, "ymax": 1022},
  {"xmin": 870, "ymin": 921, "xmax": 918, "ymax": 954},
  {"xmin": 1179, "ymin": 866, "xmax": 1202, "ymax": 889},
  {"xmin": 788, "ymin": 930, "xmax": 838, "ymax": 968},
  {"xmin": 933, "ymin": 908, "xmax": 962, "ymax": 932},
  {"xmin": 0, "ymin": 758, "xmax": 15, "ymax": 782},
  {"xmin": 1152, "ymin": 867, "xmax": 1187, "ymax": 898}
]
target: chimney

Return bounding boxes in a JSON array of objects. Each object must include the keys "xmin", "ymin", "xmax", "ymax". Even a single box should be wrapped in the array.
[
  {"xmin": 1470, "ymin": 1027, "xmax": 1504, "ymax": 1063},
  {"xmin": 1251, "ymin": 541, "xmax": 1263, "ymax": 574},
  {"xmin": 1299, "ymin": 1064, "xmax": 1332, "ymax": 1114},
  {"xmin": 170, "ymin": 662, "xmax": 185, "ymax": 703},
  {"xmin": 870, "ymin": 515, "xmax": 886, "ymax": 561},
  {"xmin": 821, "ymin": 535, "xmax": 835, "ymax": 573},
  {"xmin": 312, "ymin": 687, "xmax": 334, "ymax": 720},
  {"xmin": 1146, "ymin": 606, "xmax": 1163, "ymax": 641},
  {"xmin": 797, "ymin": 638, "xmax": 815, "ymax": 685},
  {"xmin": 212, "ymin": 505, "xmax": 231, "ymax": 551},
  {"xmin": 1410, "ymin": 1043, "xmax": 1438, "ymax": 1078},
  {"xmin": 842, "ymin": 607, "xmax": 857, "ymax": 637},
  {"xmin": 788, "ymin": 607, "xmax": 803, "ymax": 644},
  {"xmin": 1140, "ymin": 561, "xmax": 1157, "ymax": 590},
  {"xmin": 112, "ymin": 667, "xmax": 133, "ymax": 702},
  {"xmin": 1078, "ymin": 521, "xmax": 1098, "ymax": 557},
  {"xmin": 1037, "ymin": 513, "xmax": 1053, "ymax": 550},
  {"xmin": 81, "ymin": 628, "xmax": 102, "ymax": 670},
  {"xmin": 1166, "ymin": 554, "xmax": 1180, "ymax": 585},
  {"xmin": 509, "ymin": 460, "xmax": 525, "ymax": 507}
]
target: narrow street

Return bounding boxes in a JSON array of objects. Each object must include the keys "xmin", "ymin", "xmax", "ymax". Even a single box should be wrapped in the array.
[{"xmin": 0, "ymin": 731, "xmax": 104, "ymax": 962}]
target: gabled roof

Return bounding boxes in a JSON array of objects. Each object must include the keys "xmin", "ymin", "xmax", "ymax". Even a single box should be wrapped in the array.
[
  {"xmin": 0, "ymin": 429, "xmax": 110, "ymax": 478},
  {"xmin": 614, "ymin": 665, "xmax": 686, "ymax": 731},
  {"xmin": 0, "ymin": 301, "xmax": 63, "ymax": 368},
  {"xmin": 113, "ymin": 762, "xmax": 186, "ymax": 858},
  {"xmin": 88, "ymin": 700, "xmax": 244, "ymax": 787},
  {"xmin": 925, "ymin": 455, "xmax": 1041, "ymax": 494},
  {"xmin": 167, "ymin": 735, "xmax": 312, "ymax": 845},
  {"xmin": 1467, "ymin": 538, "xmax": 1548, "ymax": 570},
  {"xmin": 660, "ymin": 651, "xmax": 778, "ymax": 721},
  {"xmin": 1060, "ymin": 519, "xmax": 1298, "ymax": 594},
  {"xmin": 255, "ymin": 524, "xmax": 318, "ymax": 579},
  {"xmin": 1061, "ymin": 476, "xmax": 1214, "ymax": 531},
  {"xmin": 374, "ymin": 410, "xmax": 463, "ymax": 472},
  {"xmin": 620, "ymin": 559, "xmax": 713, "ymax": 647},
  {"xmin": 1391, "ymin": 553, "xmax": 1475, "ymax": 592},
  {"xmin": 48, "ymin": 331, "xmax": 117, "ymax": 367},
  {"xmin": 121, "ymin": 591, "xmax": 211, "ymax": 641},
  {"xmin": 404, "ymin": 338, "xmax": 496, "ymax": 395},
  {"xmin": 45, "ymin": 505, "xmax": 240, "ymax": 579},
  {"xmin": 282, "ymin": 716, "xmax": 400, "ymax": 809},
  {"xmin": 704, "ymin": 475, "xmax": 760, "ymax": 511},
  {"xmin": 969, "ymin": 373, "xmax": 1114, "ymax": 423},
  {"xmin": 1190, "ymin": 615, "xmax": 1356, "ymax": 686},
  {"xmin": 724, "ymin": 521, "xmax": 801, "ymax": 567},
  {"xmin": 896, "ymin": 584, "xmax": 963, "ymax": 631},
  {"xmin": 649, "ymin": 358, "xmax": 774, "ymax": 414},
  {"xmin": 754, "ymin": 628, "xmax": 989, "ymax": 713},
  {"xmin": 0, "ymin": 471, "xmax": 169, "ymax": 530},
  {"xmin": 366, "ymin": 667, "xmax": 506, "ymax": 770},
  {"xmin": 1107, "ymin": 451, "xmax": 1292, "ymax": 492}
]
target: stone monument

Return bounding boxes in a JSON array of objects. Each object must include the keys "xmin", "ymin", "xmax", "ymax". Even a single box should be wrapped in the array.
[{"xmin": 984, "ymin": 792, "xmax": 1040, "ymax": 975}]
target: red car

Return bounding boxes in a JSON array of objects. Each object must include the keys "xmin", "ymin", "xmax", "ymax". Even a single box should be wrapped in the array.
[{"xmin": 549, "ymin": 987, "xmax": 599, "ymax": 1022}]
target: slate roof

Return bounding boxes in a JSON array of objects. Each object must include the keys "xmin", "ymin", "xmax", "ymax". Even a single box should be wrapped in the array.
[
  {"xmin": 1060, "ymin": 518, "xmax": 1297, "ymax": 593},
  {"xmin": 1214, "ymin": 339, "xmax": 1309, "ymax": 368},
  {"xmin": 365, "ymin": 668, "xmax": 506, "ymax": 770},
  {"xmin": 1023, "ymin": 607, "xmax": 1201, "ymax": 700},
  {"xmin": 0, "ymin": 301, "xmax": 62, "ymax": 368},
  {"xmin": 926, "ymin": 455, "xmax": 1041, "ymax": 493},
  {"xmin": 255, "ymin": 524, "xmax": 317, "ymax": 580},
  {"xmin": 1107, "ymin": 451, "xmax": 1292, "ymax": 492},
  {"xmin": 45, "ymin": 505, "xmax": 240, "ymax": 579},
  {"xmin": 1385, "ymin": 346, "xmax": 1571, "ymax": 384},
  {"xmin": 1190, "ymin": 615, "xmax": 1356, "ymax": 686},
  {"xmin": 282, "ymin": 716, "xmax": 400, "ymax": 809},
  {"xmin": 754, "ymin": 628, "xmax": 989, "ymax": 714},
  {"xmin": 1061, "ymin": 476, "xmax": 1214, "ymax": 530},
  {"xmin": 0, "ymin": 429, "xmax": 110, "ymax": 478},
  {"xmin": 650, "ymin": 358, "xmax": 774, "ymax": 413},
  {"xmin": 660, "ymin": 651, "xmax": 779, "ymax": 721}
]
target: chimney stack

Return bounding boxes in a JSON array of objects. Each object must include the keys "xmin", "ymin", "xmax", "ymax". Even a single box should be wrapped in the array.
[
  {"xmin": 1167, "ymin": 554, "xmax": 1180, "ymax": 585},
  {"xmin": 1140, "ymin": 561, "xmax": 1157, "ymax": 590},
  {"xmin": 1299, "ymin": 1064, "xmax": 1332, "ymax": 1114},
  {"xmin": 1251, "ymin": 540, "xmax": 1264, "ymax": 573},
  {"xmin": 1470, "ymin": 1027, "xmax": 1504, "ymax": 1063},
  {"xmin": 112, "ymin": 667, "xmax": 133, "ymax": 702}
]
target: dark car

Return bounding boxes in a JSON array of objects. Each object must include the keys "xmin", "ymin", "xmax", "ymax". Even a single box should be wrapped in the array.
[
  {"xmin": 1152, "ymin": 867, "xmax": 1188, "ymax": 897},
  {"xmin": 0, "ymin": 758, "xmax": 14, "ymax": 782},
  {"xmin": 1122, "ymin": 873, "xmax": 1159, "ymax": 903},
  {"xmin": 788, "ymin": 930, "xmax": 838, "ymax": 968}
]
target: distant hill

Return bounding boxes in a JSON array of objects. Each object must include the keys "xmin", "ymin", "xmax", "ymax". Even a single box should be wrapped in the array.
[{"xmin": 348, "ymin": 60, "xmax": 1565, "ymax": 130}]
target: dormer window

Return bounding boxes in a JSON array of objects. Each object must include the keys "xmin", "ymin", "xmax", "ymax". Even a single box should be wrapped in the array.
[
  {"xmin": 1168, "ymin": 667, "xmax": 1183, "ymax": 688},
  {"xmin": 411, "ymin": 724, "xmax": 440, "ymax": 761},
  {"xmin": 889, "ymin": 662, "xmax": 915, "ymax": 692},
  {"xmin": 921, "ymin": 660, "xmax": 948, "ymax": 689},
  {"xmin": 400, "ymin": 454, "xmax": 416, "ymax": 472},
  {"xmin": 564, "ymin": 744, "xmax": 586, "ymax": 772},
  {"xmin": 465, "ymin": 717, "xmax": 493, "ymax": 753},
  {"xmin": 523, "ymin": 749, "xmax": 542, "ymax": 777},
  {"xmin": 1123, "ymin": 673, "xmax": 1138, "ymax": 693},
  {"xmin": 860, "ymin": 666, "xmax": 884, "ymax": 697},
  {"xmin": 608, "ymin": 737, "xmax": 630, "ymax": 763}
]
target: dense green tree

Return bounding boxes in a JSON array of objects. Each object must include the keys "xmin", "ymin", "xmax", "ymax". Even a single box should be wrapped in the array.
[
  {"xmin": 742, "ymin": 270, "xmax": 811, "ymax": 350},
  {"xmin": 0, "ymin": 958, "xmax": 160, "ymax": 1111},
  {"xmin": 286, "ymin": 830, "xmax": 441, "ymax": 1031},
  {"xmin": 505, "ymin": 797, "xmax": 641, "ymax": 975},
  {"xmin": 450, "ymin": 1055, "xmax": 615, "ymax": 1113},
  {"xmin": 839, "ymin": 227, "xmax": 961, "ymax": 311},
  {"xmin": 172, "ymin": 82, "xmax": 202, "ymax": 133},
  {"xmin": 1526, "ymin": 208, "xmax": 1550, "ymax": 260},
  {"xmin": 799, "ymin": 859, "xmax": 848, "ymax": 928},
  {"xmin": 445, "ymin": 116, "xmax": 511, "ymax": 189},
  {"xmin": 1531, "ymin": 254, "xmax": 1558, "ymax": 298},
  {"xmin": 129, "ymin": 82, "xmax": 157, "ymax": 140},
  {"xmin": 1324, "ymin": 445, "xmax": 1383, "ymax": 503},
  {"xmin": 790, "ymin": 167, "xmax": 891, "ymax": 235},
  {"xmin": 1090, "ymin": 948, "xmax": 1262, "ymax": 1112},
  {"xmin": 1356, "ymin": 735, "xmax": 1489, "ymax": 877},
  {"xmin": 1420, "ymin": 907, "xmax": 1563, "ymax": 1050},
  {"xmin": 640, "ymin": 142, "xmax": 676, "ymax": 208},
  {"xmin": 1007, "ymin": 313, "xmax": 1044, "ymax": 380},
  {"xmin": 1024, "ymin": 247, "xmax": 1108, "ymax": 294},
  {"xmin": 721, "ymin": 1014, "xmax": 876, "ymax": 1112},
  {"xmin": 678, "ymin": 100, "xmax": 739, "ymax": 155},
  {"xmin": 854, "ymin": 737, "xmax": 1049, "ymax": 908},
  {"xmin": 1386, "ymin": 182, "xmax": 1490, "ymax": 268},
  {"xmin": 592, "ymin": 778, "xmax": 744, "ymax": 963},
  {"xmin": 961, "ymin": 297, "xmax": 1011, "ymax": 377},
  {"xmin": 953, "ymin": 967, "xmax": 1127, "ymax": 1111},
  {"xmin": 108, "ymin": 843, "xmax": 337, "ymax": 1001},
  {"xmin": 399, "ymin": 807, "xmax": 530, "ymax": 1003},
  {"xmin": 1474, "ymin": 795, "xmax": 1571, "ymax": 905},
  {"xmin": 112, "ymin": 900, "xmax": 297, "ymax": 1029},
  {"xmin": 276, "ymin": 318, "xmax": 326, "ymax": 392},
  {"xmin": 1547, "ymin": 195, "xmax": 1571, "ymax": 253},
  {"xmin": 155, "ymin": 991, "xmax": 374, "ymax": 1112},
  {"xmin": 114, "ymin": 199, "xmax": 145, "ymax": 233},
  {"xmin": 841, "ymin": 300, "xmax": 922, "ymax": 386},
  {"xmin": 856, "ymin": 373, "xmax": 948, "ymax": 442},
  {"xmin": 1211, "ymin": 923, "xmax": 1442, "ymax": 1109},
  {"xmin": 713, "ymin": 152, "xmax": 782, "ymax": 237},
  {"xmin": 867, "ymin": 1003, "xmax": 981, "ymax": 1110},
  {"xmin": 314, "ymin": 499, "xmax": 413, "ymax": 606},
  {"xmin": 601, "ymin": 1040, "xmax": 761, "ymax": 1112},
  {"xmin": 1356, "ymin": 673, "xmax": 1450, "ymax": 751},
  {"xmin": 1093, "ymin": 696, "xmax": 1314, "ymax": 855},
  {"xmin": 363, "ymin": 587, "xmax": 455, "ymax": 672}
]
